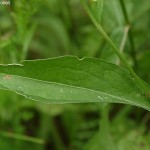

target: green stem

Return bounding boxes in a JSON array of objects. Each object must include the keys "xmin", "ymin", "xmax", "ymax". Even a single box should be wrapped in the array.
[
  {"xmin": 119, "ymin": 0, "xmax": 137, "ymax": 67},
  {"xmin": 80, "ymin": 0, "xmax": 148, "ymax": 93},
  {"xmin": 0, "ymin": 130, "xmax": 45, "ymax": 144},
  {"xmin": 117, "ymin": 25, "xmax": 130, "ymax": 65},
  {"xmin": 119, "ymin": 25, "xmax": 130, "ymax": 52},
  {"xmin": 51, "ymin": 119, "xmax": 66, "ymax": 150},
  {"xmin": 99, "ymin": 104, "xmax": 117, "ymax": 150}
]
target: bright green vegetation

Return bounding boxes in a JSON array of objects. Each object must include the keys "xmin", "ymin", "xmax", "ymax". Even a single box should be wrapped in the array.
[
  {"xmin": 0, "ymin": 56, "xmax": 150, "ymax": 110},
  {"xmin": 0, "ymin": 0, "xmax": 150, "ymax": 150}
]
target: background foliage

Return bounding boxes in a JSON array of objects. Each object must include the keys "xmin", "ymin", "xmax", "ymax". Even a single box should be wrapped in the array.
[{"xmin": 0, "ymin": 0, "xmax": 150, "ymax": 149}]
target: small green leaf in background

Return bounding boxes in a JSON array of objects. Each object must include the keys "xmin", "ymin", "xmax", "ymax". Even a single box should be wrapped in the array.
[
  {"xmin": 0, "ymin": 56, "xmax": 150, "ymax": 111},
  {"xmin": 90, "ymin": 0, "xmax": 104, "ymax": 22}
]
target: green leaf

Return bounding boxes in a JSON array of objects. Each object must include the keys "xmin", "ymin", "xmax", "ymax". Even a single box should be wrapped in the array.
[
  {"xmin": 90, "ymin": 0, "xmax": 104, "ymax": 23},
  {"xmin": 0, "ymin": 56, "xmax": 150, "ymax": 110}
]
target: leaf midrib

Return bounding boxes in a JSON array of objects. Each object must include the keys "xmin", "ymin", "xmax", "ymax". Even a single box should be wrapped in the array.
[{"xmin": 1, "ymin": 72, "xmax": 149, "ymax": 110}]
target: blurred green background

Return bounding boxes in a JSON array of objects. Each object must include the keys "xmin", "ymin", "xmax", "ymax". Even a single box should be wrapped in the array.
[{"xmin": 0, "ymin": 0, "xmax": 150, "ymax": 150}]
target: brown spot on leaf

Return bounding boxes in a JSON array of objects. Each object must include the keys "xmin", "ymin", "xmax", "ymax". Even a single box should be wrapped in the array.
[{"xmin": 3, "ymin": 75, "xmax": 12, "ymax": 80}]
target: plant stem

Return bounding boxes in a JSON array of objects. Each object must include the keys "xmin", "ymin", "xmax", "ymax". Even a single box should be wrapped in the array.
[
  {"xmin": 80, "ymin": 0, "xmax": 149, "ymax": 93},
  {"xmin": 51, "ymin": 119, "xmax": 66, "ymax": 150},
  {"xmin": 99, "ymin": 104, "xmax": 117, "ymax": 150},
  {"xmin": 0, "ymin": 130, "xmax": 45, "ymax": 144},
  {"xmin": 119, "ymin": 25, "xmax": 130, "ymax": 53},
  {"xmin": 117, "ymin": 25, "xmax": 130, "ymax": 65},
  {"xmin": 119, "ymin": 0, "xmax": 137, "ymax": 67}
]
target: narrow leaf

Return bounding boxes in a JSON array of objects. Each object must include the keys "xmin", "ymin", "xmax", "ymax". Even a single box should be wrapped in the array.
[{"xmin": 0, "ymin": 56, "xmax": 150, "ymax": 110}]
